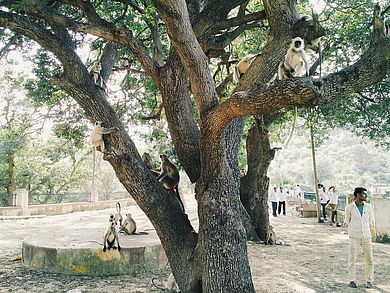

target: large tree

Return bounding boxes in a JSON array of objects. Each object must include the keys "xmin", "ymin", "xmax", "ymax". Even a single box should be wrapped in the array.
[{"xmin": 1, "ymin": 0, "xmax": 389, "ymax": 291}]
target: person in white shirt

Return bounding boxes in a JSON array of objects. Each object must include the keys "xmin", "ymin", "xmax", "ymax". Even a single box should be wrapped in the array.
[
  {"xmin": 327, "ymin": 186, "xmax": 339, "ymax": 224},
  {"xmin": 269, "ymin": 186, "xmax": 278, "ymax": 217},
  {"xmin": 294, "ymin": 184, "xmax": 302, "ymax": 198},
  {"xmin": 278, "ymin": 186, "xmax": 287, "ymax": 216},
  {"xmin": 319, "ymin": 184, "xmax": 329, "ymax": 220},
  {"xmin": 344, "ymin": 187, "xmax": 375, "ymax": 289}
]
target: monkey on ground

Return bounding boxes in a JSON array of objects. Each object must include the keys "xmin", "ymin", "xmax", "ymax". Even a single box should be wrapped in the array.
[
  {"xmin": 157, "ymin": 154, "xmax": 185, "ymax": 211},
  {"xmin": 103, "ymin": 214, "xmax": 121, "ymax": 252},
  {"xmin": 266, "ymin": 225, "xmax": 277, "ymax": 245},
  {"xmin": 119, "ymin": 213, "xmax": 136, "ymax": 235},
  {"xmin": 119, "ymin": 213, "xmax": 148, "ymax": 235},
  {"xmin": 278, "ymin": 37, "xmax": 309, "ymax": 80},
  {"xmin": 233, "ymin": 54, "xmax": 259, "ymax": 82},
  {"xmin": 87, "ymin": 61, "xmax": 106, "ymax": 90},
  {"xmin": 114, "ymin": 202, "xmax": 123, "ymax": 227}
]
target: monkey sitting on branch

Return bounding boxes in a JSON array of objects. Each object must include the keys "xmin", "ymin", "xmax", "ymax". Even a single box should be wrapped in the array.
[
  {"xmin": 103, "ymin": 214, "xmax": 121, "ymax": 252},
  {"xmin": 277, "ymin": 37, "xmax": 309, "ymax": 149},
  {"xmin": 156, "ymin": 154, "xmax": 185, "ymax": 211},
  {"xmin": 233, "ymin": 54, "xmax": 259, "ymax": 82},
  {"xmin": 278, "ymin": 36, "xmax": 309, "ymax": 80},
  {"xmin": 87, "ymin": 61, "xmax": 107, "ymax": 90}
]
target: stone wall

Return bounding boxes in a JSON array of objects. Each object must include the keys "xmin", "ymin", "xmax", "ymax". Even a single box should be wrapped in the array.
[{"xmin": 0, "ymin": 198, "xmax": 135, "ymax": 217}]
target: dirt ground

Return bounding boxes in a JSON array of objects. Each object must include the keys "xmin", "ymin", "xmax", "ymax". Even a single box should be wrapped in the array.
[{"xmin": 0, "ymin": 199, "xmax": 389, "ymax": 293}]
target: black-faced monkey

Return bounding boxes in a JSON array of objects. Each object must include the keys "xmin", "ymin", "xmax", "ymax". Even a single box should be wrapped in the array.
[
  {"xmin": 278, "ymin": 37, "xmax": 309, "ymax": 80},
  {"xmin": 119, "ymin": 213, "xmax": 137, "ymax": 235},
  {"xmin": 157, "ymin": 154, "xmax": 185, "ymax": 211},
  {"xmin": 103, "ymin": 214, "xmax": 121, "ymax": 252}
]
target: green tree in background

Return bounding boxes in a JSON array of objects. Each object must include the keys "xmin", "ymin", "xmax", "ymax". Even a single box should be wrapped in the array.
[{"xmin": 0, "ymin": 0, "xmax": 389, "ymax": 291}]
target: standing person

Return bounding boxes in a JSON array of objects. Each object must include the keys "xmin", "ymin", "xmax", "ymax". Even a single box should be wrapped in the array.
[
  {"xmin": 328, "ymin": 186, "xmax": 339, "ymax": 224},
  {"xmin": 319, "ymin": 185, "xmax": 329, "ymax": 220},
  {"xmin": 269, "ymin": 186, "xmax": 278, "ymax": 217},
  {"xmin": 345, "ymin": 187, "xmax": 375, "ymax": 289},
  {"xmin": 294, "ymin": 184, "xmax": 302, "ymax": 198},
  {"xmin": 278, "ymin": 186, "xmax": 287, "ymax": 216}
]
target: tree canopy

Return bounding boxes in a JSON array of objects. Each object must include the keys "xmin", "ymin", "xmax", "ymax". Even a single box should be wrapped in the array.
[{"xmin": 0, "ymin": 0, "xmax": 389, "ymax": 291}]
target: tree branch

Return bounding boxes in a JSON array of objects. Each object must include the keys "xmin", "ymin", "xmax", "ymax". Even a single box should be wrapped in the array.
[
  {"xmin": 153, "ymin": 0, "xmax": 218, "ymax": 120},
  {"xmin": 25, "ymin": 0, "xmax": 160, "ymax": 79}
]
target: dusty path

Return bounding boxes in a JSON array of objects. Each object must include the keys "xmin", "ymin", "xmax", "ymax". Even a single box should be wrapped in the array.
[{"xmin": 0, "ymin": 198, "xmax": 389, "ymax": 293}]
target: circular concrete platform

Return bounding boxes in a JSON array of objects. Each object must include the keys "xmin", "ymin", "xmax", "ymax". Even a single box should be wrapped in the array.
[{"xmin": 22, "ymin": 229, "xmax": 167, "ymax": 276}]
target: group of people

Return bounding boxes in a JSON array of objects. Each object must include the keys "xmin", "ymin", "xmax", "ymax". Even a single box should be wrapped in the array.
[
  {"xmin": 318, "ymin": 184, "xmax": 339, "ymax": 224},
  {"xmin": 268, "ymin": 186, "xmax": 288, "ymax": 216},
  {"xmin": 269, "ymin": 184, "xmax": 376, "ymax": 289}
]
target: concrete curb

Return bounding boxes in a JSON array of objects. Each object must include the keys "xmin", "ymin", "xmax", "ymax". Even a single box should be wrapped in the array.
[{"xmin": 22, "ymin": 231, "xmax": 168, "ymax": 276}]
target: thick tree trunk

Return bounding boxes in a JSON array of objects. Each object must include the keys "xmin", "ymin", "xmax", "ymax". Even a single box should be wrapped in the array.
[
  {"xmin": 240, "ymin": 118, "xmax": 276, "ymax": 241},
  {"xmin": 197, "ymin": 172, "xmax": 255, "ymax": 292},
  {"xmin": 6, "ymin": 151, "xmax": 16, "ymax": 206}
]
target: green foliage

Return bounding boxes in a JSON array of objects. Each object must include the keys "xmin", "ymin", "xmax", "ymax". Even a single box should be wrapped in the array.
[
  {"xmin": 53, "ymin": 123, "xmax": 88, "ymax": 150},
  {"xmin": 25, "ymin": 49, "xmax": 63, "ymax": 107},
  {"xmin": 15, "ymin": 137, "xmax": 91, "ymax": 203}
]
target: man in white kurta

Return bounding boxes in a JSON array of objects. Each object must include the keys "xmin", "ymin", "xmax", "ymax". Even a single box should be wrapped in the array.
[
  {"xmin": 269, "ymin": 186, "xmax": 278, "ymax": 217},
  {"xmin": 344, "ymin": 187, "xmax": 375, "ymax": 289}
]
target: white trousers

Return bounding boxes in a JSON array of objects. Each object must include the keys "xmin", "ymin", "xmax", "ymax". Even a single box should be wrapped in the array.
[{"xmin": 348, "ymin": 237, "xmax": 374, "ymax": 283}]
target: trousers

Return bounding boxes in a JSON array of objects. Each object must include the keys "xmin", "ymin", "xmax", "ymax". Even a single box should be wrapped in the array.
[{"xmin": 348, "ymin": 237, "xmax": 374, "ymax": 283}]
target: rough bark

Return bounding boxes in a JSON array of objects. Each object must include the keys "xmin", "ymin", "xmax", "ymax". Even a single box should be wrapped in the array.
[{"xmin": 0, "ymin": 0, "xmax": 389, "ymax": 292}]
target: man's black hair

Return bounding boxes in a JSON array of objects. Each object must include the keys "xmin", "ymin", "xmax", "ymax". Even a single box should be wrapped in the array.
[{"xmin": 353, "ymin": 187, "xmax": 367, "ymax": 198}]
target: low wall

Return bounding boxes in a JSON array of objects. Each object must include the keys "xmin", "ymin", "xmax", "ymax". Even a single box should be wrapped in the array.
[
  {"xmin": 337, "ymin": 197, "xmax": 390, "ymax": 243},
  {"xmin": 371, "ymin": 197, "xmax": 390, "ymax": 242},
  {"xmin": 0, "ymin": 198, "xmax": 135, "ymax": 217}
]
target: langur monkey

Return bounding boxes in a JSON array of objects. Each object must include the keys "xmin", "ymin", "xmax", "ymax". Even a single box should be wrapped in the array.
[
  {"xmin": 88, "ymin": 61, "xmax": 106, "ymax": 90},
  {"xmin": 278, "ymin": 37, "xmax": 309, "ymax": 80},
  {"xmin": 103, "ymin": 214, "xmax": 121, "ymax": 252},
  {"xmin": 90, "ymin": 121, "xmax": 116, "ymax": 152},
  {"xmin": 119, "ymin": 213, "xmax": 137, "ymax": 235},
  {"xmin": 142, "ymin": 152, "xmax": 159, "ymax": 177},
  {"xmin": 266, "ymin": 225, "xmax": 277, "ymax": 245},
  {"xmin": 142, "ymin": 152, "xmax": 154, "ymax": 170},
  {"xmin": 157, "ymin": 154, "xmax": 185, "ymax": 211},
  {"xmin": 114, "ymin": 202, "xmax": 123, "ymax": 227},
  {"xmin": 90, "ymin": 121, "xmax": 117, "ymax": 197},
  {"xmin": 278, "ymin": 37, "xmax": 309, "ymax": 149},
  {"xmin": 233, "ymin": 54, "xmax": 259, "ymax": 82}
]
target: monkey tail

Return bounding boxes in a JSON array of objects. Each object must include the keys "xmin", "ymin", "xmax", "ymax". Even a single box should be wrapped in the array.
[
  {"xmin": 151, "ymin": 278, "xmax": 165, "ymax": 290},
  {"xmin": 175, "ymin": 187, "xmax": 185, "ymax": 212},
  {"xmin": 283, "ymin": 106, "xmax": 298, "ymax": 149},
  {"xmin": 233, "ymin": 64, "xmax": 240, "ymax": 82},
  {"xmin": 92, "ymin": 147, "xmax": 96, "ymax": 198}
]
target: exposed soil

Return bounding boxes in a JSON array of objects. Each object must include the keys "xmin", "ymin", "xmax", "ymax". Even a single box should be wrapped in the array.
[{"xmin": 0, "ymin": 199, "xmax": 389, "ymax": 293}]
